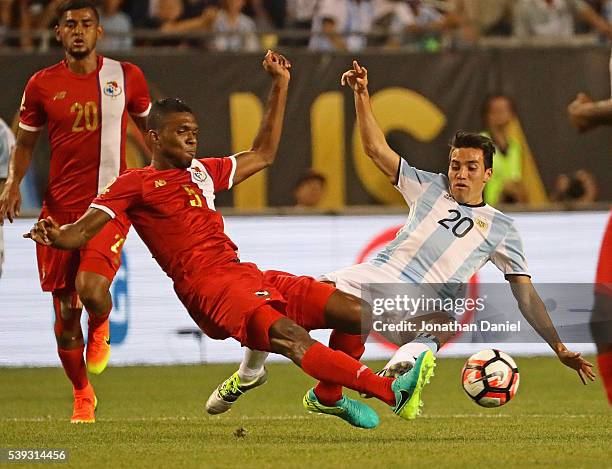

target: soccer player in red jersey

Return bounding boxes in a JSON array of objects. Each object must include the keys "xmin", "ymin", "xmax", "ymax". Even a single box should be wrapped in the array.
[
  {"xmin": 24, "ymin": 53, "xmax": 437, "ymax": 429},
  {"xmin": 568, "ymin": 62, "xmax": 612, "ymax": 404},
  {"xmin": 0, "ymin": 0, "xmax": 150, "ymax": 422}
]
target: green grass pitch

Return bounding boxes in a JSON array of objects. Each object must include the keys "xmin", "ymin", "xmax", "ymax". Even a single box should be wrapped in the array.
[{"xmin": 1, "ymin": 357, "xmax": 610, "ymax": 468}]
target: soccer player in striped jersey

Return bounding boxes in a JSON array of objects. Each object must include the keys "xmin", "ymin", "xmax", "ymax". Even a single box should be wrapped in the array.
[
  {"xmin": 0, "ymin": 0, "xmax": 150, "ymax": 423},
  {"xmin": 207, "ymin": 60, "xmax": 595, "ymax": 419}
]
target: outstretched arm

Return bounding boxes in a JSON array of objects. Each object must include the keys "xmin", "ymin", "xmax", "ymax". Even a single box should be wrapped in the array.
[
  {"xmin": 508, "ymin": 275, "xmax": 596, "ymax": 384},
  {"xmin": 341, "ymin": 61, "xmax": 401, "ymax": 183},
  {"xmin": 232, "ymin": 50, "xmax": 291, "ymax": 186},
  {"xmin": 24, "ymin": 208, "xmax": 111, "ymax": 250},
  {"xmin": 567, "ymin": 92, "xmax": 612, "ymax": 133}
]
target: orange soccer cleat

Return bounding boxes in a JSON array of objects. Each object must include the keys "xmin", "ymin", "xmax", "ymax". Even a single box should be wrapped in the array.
[
  {"xmin": 86, "ymin": 317, "xmax": 111, "ymax": 375},
  {"xmin": 71, "ymin": 384, "xmax": 98, "ymax": 424}
]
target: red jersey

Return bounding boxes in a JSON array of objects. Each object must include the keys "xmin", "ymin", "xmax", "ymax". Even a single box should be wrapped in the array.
[
  {"xmin": 19, "ymin": 56, "xmax": 151, "ymax": 212},
  {"xmin": 90, "ymin": 157, "xmax": 239, "ymax": 283}
]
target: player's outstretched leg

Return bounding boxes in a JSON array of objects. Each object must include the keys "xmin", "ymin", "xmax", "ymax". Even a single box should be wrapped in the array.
[
  {"xmin": 389, "ymin": 350, "xmax": 436, "ymax": 420},
  {"xmin": 380, "ymin": 332, "xmax": 441, "ymax": 378},
  {"xmin": 206, "ymin": 349, "xmax": 269, "ymax": 414},
  {"xmin": 76, "ymin": 272, "xmax": 112, "ymax": 375},
  {"xmin": 249, "ymin": 309, "xmax": 436, "ymax": 425},
  {"xmin": 53, "ymin": 292, "xmax": 97, "ymax": 423}
]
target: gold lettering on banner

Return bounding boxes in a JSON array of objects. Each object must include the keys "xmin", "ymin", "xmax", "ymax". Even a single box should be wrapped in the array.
[
  {"xmin": 352, "ymin": 87, "xmax": 446, "ymax": 205},
  {"xmin": 311, "ymin": 92, "xmax": 345, "ymax": 210},
  {"xmin": 230, "ymin": 93, "xmax": 266, "ymax": 211}
]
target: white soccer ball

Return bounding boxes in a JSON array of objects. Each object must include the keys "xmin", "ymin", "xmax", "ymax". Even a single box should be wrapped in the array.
[{"xmin": 461, "ymin": 349, "xmax": 520, "ymax": 407}]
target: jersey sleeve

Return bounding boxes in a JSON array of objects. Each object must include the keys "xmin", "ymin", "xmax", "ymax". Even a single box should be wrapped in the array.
[
  {"xmin": 395, "ymin": 157, "xmax": 441, "ymax": 204},
  {"xmin": 19, "ymin": 74, "xmax": 46, "ymax": 132},
  {"xmin": 490, "ymin": 223, "xmax": 530, "ymax": 278},
  {"xmin": 90, "ymin": 170, "xmax": 143, "ymax": 218},
  {"xmin": 201, "ymin": 156, "xmax": 237, "ymax": 192},
  {"xmin": 124, "ymin": 63, "xmax": 151, "ymax": 117}
]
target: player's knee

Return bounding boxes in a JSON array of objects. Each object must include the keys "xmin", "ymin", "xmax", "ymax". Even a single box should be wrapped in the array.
[
  {"xmin": 54, "ymin": 317, "xmax": 84, "ymax": 347},
  {"xmin": 268, "ymin": 318, "xmax": 315, "ymax": 364},
  {"xmin": 327, "ymin": 291, "xmax": 372, "ymax": 334},
  {"xmin": 75, "ymin": 273, "xmax": 110, "ymax": 311}
]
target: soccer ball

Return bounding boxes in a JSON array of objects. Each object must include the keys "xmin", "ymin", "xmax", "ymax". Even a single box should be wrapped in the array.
[{"xmin": 461, "ymin": 349, "xmax": 520, "ymax": 407}]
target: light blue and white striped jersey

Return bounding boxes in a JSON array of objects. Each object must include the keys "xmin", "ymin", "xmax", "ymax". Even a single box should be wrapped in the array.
[
  {"xmin": 0, "ymin": 118, "xmax": 15, "ymax": 180},
  {"xmin": 370, "ymin": 158, "xmax": 529, "ymax": 284}
]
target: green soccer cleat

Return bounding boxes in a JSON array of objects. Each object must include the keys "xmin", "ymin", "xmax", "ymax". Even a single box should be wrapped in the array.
[
  {"xmin": 391, "ymin": 350, "xmax": 436, "ymax": 420},
  {"xmin": 205, "ymin": 369, "xmax": 267, "ymax": 415},
  {"xmin": 303, "ymin": 388, "xmax": 380, "ymax": 429}
]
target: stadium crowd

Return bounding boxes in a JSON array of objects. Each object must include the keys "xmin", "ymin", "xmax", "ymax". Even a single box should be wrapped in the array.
[{"xmin": 2, "ymin": 0, "xmax": 612, "ymax": 51}]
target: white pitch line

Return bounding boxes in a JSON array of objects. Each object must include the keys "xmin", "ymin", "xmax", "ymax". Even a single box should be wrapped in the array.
[{"xmin": 0, "ymin": 414, "xmax": 603, "ymax": 423}]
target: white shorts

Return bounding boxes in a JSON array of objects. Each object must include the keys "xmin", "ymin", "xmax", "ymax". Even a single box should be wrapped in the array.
[{"xmin": 319, "ymin": 262, "xmax": 401, "ymax": 299}]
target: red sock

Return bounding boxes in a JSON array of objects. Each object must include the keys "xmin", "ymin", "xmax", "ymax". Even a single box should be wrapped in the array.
[
  {"xmin": 314, "ymin": 332, "xmax": 366, "ymax": 405},
  {"xmin": 597, "ymin": 351, "xmax": 612, "ymax": 405},
  {"xmin": 301, "ymin": 342, "xmax": 395, "ymax": 406},
  {"xmin": 88, "ymin": 307, "xmax": 111, "ymax": 330},
  {"xmin": 58, "ymin": 347, "xmax": 88, "ymax": 390}
]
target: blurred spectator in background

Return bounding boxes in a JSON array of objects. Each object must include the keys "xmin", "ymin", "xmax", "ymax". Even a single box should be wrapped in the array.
[
  {"xmin": 374, "ymin": 0, "xmax": 457, "ymax": 50},
  {"xmin": 293, "ymin": 170, "xmax": 326, "ymax": 208},
  {"xmin": 0, "ymin": 0, "xmax": 11, "ymax": 46},
  {"xmin": 0, "ymin": 117, "xmax": 15, "ymax": 278},
  {"xmin": 452, "ymin": 0, "xmax": 514, "ymax": 44},
  {"xmin": 243, "ymin": 0, "xmax": 286, "ymax": 29},
  {"xmin": 98, "ymin": 0, "xmax": 133, "ymax": 50},
  {"xmin": 514, "ymin": 0, "xmax": 612, "ymax": 39},
  {"xmin": 140, "ymin": 0, "xmax": 217, "ymax": 47},
  {"xmin": 402, "ymin": 0, "xmax": 458, "ymax": 50},
  {"xmin": 141, "ymin": 0, "xmax": 202, "ymax": 46},
  {"xmin": 551, "ymin": 170, "xmax": 598, "ymax": 204},
  {"xmin": 285, "ymin": 0, "xmax": 316, "ymax": 45},
  {"xmin": 211, "ymin": 0, "xmax": 258, "ymax": 51},
  {"xmin": 481, "ymin": 94, "xmax": 524, "ymax": 206},
  {"xmin": 310, "ymin": 0, "xmax": 375, "ymax": 52}
]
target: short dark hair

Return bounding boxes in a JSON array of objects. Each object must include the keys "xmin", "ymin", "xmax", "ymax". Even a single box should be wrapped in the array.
[
  {"xmin": 56, "ymin": 0, "xmax": 100, "ymax": 23},
  {"xmin": 449, "ymin": 130, "xmax": 496, "ymax": 170},
  {"xmin": 147, "ymin": 98, "xmax": 194, "ymax": 131}
]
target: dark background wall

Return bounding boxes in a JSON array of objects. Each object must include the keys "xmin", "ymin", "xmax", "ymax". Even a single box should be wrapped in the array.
[{"xmin": 1, "ymin": 48, "xmax": 610, "ymax": 206}]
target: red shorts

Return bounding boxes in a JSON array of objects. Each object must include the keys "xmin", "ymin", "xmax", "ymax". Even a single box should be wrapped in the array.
[
  {"xmin": 595, "ymin": 211, "xmax": 612, "ymax": 297},
  {"xmin": 175, "ymin": 263, "xmax": 336, "ymax": 349},
  {"xmin": 36, "ymin": 207, "xmax": 130, "ymax": 292}
]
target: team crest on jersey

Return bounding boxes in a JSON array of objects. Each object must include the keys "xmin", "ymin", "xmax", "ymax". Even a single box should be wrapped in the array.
[
  {"xmin": 475, "ymin": 218, "xmax": 488, "ymax": 231},
  {"xmin": 189, "ymin": 166, "xmax": 207, "ymax": 183},
  {"xmin": 103, "ymin": 81, "xmax": 123, "ymax": 98}
]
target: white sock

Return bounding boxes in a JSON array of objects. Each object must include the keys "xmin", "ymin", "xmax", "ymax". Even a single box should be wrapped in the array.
[
  {"xmin": 237, "ymin": 348, "xmax": 269, "ymax": 382},
  {"xmin": 383, "ymin": 333, "xmax": 439, "ymax": 370}
]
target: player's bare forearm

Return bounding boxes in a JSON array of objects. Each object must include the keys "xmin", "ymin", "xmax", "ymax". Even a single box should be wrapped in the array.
[
  {"xmin": 233, "ymin": 52, "xmax": 290, "ymax": 185},
  {"xmin": 508, "ymin": 277, "xmax": 564, "ymax": 353},
  {"xmin": 25, "ymin": 208, "xmax": 111, "ymax": 250},
  {"xmin": 354, "ymin": 90, "xmax": 400, "ymax": 182},
  {"xmin": 250, "ymin": 77, "xmax": 289, "ymax": 160},
  {"xmin": 5, "ymin": 129, "xmax": 38, "ymax": 186}
]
